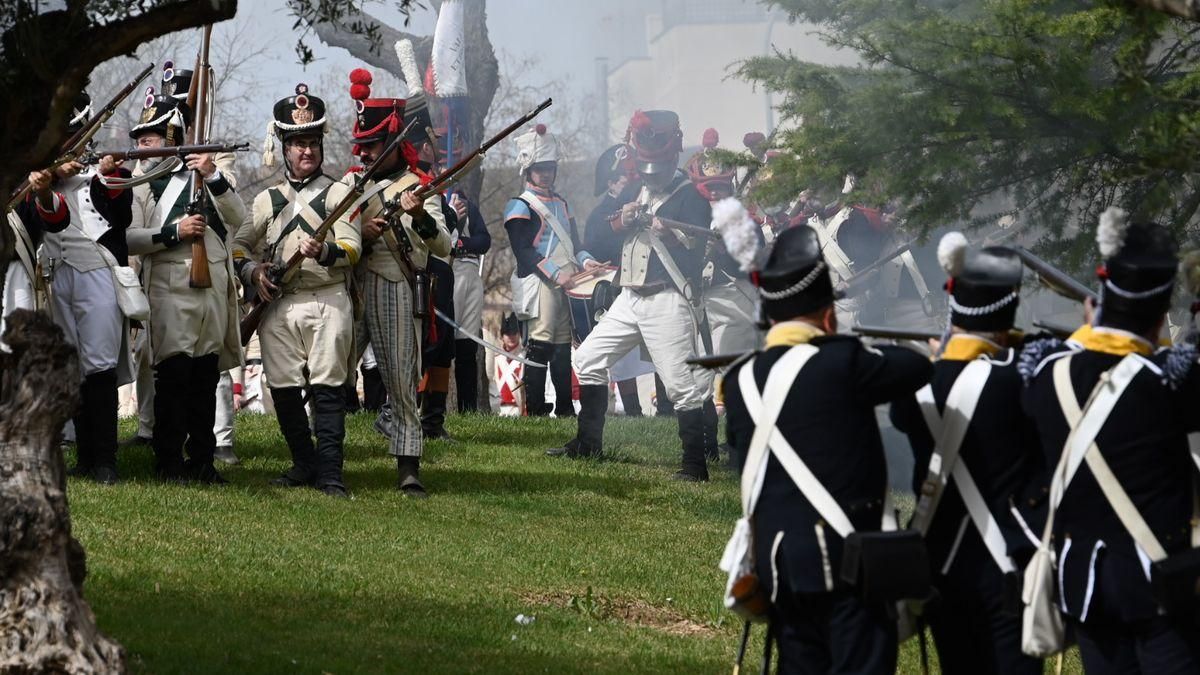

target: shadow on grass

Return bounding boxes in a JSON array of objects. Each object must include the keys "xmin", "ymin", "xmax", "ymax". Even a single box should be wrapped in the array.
[{"xmin": 94, "ymin": 580, "xmax": 722, "ymax": 675}]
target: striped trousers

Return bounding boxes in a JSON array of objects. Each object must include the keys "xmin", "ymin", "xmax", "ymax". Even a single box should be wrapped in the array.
[{"xmin": 365, "ymin": 272, "xmax": 423, "ymax": 457}]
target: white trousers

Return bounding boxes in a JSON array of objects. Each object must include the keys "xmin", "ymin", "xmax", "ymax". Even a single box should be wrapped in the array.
[
  {"xmin": 451, "ymin": 258, "xmax": 484, "ymax": 337},
  {"xmin": 705, "ymin": 278, "xmax": 761, "ymax": 354},
  {"xmin": 1, "ymin": 263, "xmax": 35, "ymax": 351},
  {"xmin": 50, "ymin": 265, "xmax": 121, "ymax": 376},
  {"xmin": 214, "ymin": 370, "xmax": 234, "ymax": 447},
  {"xmin": 573, "ymin": 289, "xmax": 712, "ymax": 412}
]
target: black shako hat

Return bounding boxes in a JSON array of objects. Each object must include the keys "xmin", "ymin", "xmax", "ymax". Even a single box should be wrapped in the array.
[
  {"xmin": 937, "ymin": 232, "xmax": 1022, "ymax": 331},
  {"xmin": 272, "ymin": 83, "xmax": 327, "ymax": 140},
  {"xmin": 751, "ymin": 224, "xmax": 835, "ymax": 321},
  {"xmin": 1095, "ymin": 207, "xmax": 1178, "ymax": 322}
]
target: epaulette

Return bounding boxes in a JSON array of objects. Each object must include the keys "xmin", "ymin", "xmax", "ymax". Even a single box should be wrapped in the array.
[
  {"xmin": 1161, "ymin": 341, "xmax": 1198, "ymax": 391},
  {"xmin": 1018, "ymin": 336, "xmax": 1064, "ymax": 384}
]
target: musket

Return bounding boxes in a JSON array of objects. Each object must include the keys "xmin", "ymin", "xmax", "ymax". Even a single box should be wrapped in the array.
[
  {"xmin": 81, "ymin": 142, "xmax": 249, "ymax": 164},
  {"xmin": 1013, "ymin": 246, "xmax": 1098, "ymax": 303},
  {"xmin": 238, "ymin": 131, "xmax": 410, "ymax": 345},
  {"xmin": 686, "ymin": 352, "xmax": 750, "ymax": 369},
  {"xmin": 839, "ymin": 241, "xmax": 913, "ymax": 297},
  {"xmin": 185, "ymin": 25, "xmax": 214, "ymax": 289},
  {"xmin": 853, "ymin": 324, "xmax": 941, "ymax": 342},
  {"xmin": 609, "ymin": 206, "xmax": 722, "ymax": 242},
  {"xmin": 7, "ymin": 63, "xmax": 155, "ymax": 210}
]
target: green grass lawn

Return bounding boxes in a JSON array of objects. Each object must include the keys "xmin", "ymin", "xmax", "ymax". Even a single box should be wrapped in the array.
[{"xmin": 66, "ymin": 413, "xmax": 1080, "ymax": 674}]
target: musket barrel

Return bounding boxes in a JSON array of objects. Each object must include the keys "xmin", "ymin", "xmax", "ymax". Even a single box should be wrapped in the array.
[
  {"xmin": 1013, "ymin": 247, "xmax": 1097, "ymax": 302},
  {"xmin": 853, "ymin": 324, "xmax": 940, "ymax": 341}
]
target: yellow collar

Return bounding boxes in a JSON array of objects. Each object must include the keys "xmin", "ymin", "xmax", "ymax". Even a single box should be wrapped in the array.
[
  {"xmin": 1067, "ymin": 324, "xmax": 1154, "ymax": 357},
  {"xmin": 765, "ymin": 321, "xmax": 826, "ymax": 348},
  {"xmin": 941, "ymin": 334, "xmax": 1001, "ymax": 361}
]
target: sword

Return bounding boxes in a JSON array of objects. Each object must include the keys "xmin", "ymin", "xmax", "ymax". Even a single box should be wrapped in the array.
[{"xmin": 433, "ymin": 307, "xmax": 547, "ymax": 368}]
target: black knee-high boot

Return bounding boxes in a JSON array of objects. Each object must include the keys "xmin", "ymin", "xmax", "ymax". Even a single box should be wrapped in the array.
[
  {"xmin": 87, "ymin": 368, "xmax": 120, "ymax": 481},
  {"xmin": 673, "ymin": 408, "xmax": 710, "ymax": 481},
  {"xmin": 152, "ymin": 354, "xmax": 191, "ymax": 480},
  {"xmin": 616, "ymin": 378, "xmax": 643, "ymax": 417},
  {"xmin": 362, "ymin": 365, "xmax": 386, "ymax": 412},
  {"xmin": 702, "ymin": 399, "xmax": 720, "ymax": 462},
  {"xmin": 523, "ymin": 340, "xmax": 554, "ymax": 416},
  {"xmin": 546, "ymin": 384, "xmax": 606, "ymax": 458},
  {"xmin": 454, "ymin": 339, "xmax": 479, "ymax": 413},
  {"xmin": 184, "ymin": 354, "xmax": 225, "ymax": 483},
  {"xmin": 550, "ymin": 343, "xmax": 575, "ymax": 418},
  {"xmin": 654, "ymin": 374, "xmax": 675, "ymax": 417},
  {"xmin": 310, "ymin": 384, "xmax": 348, "ymax": 498},
  {"xmin": 270, "ymin": 386, "xmax": 317, "ymax": 487}
]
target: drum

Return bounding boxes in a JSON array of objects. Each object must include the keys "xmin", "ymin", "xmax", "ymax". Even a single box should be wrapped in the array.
[{"xmin": 566, "ymin": 267, "xmax": 617, "ymax": 344}]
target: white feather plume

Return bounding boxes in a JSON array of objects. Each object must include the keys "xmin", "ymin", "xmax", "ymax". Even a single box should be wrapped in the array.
[
  {"xmin": 711, "ymin": 197, "xmax": 762, "ymax": 273},
  {"xmin": 394, "ymin": 40, "xmax": 424, "ymax": 97},
  {"xmin": 1097, "ymin": 206, "xmax": 1130, "ymax": 259},
  {"xmin": 937, "ymin": 231, "xmax": 968, "ymax": 277}
]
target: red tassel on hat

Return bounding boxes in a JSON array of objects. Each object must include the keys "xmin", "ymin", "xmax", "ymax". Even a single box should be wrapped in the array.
[
  {"xmin": 702, "ymin": 128, "xmax": 719, "ymax": 148},
  {"xmin": 743, "ymin": 131, "xmax": 766, "ymax": 149},
  {"xmin": 630, "ymin": 110, "xmax": 652, "ymax": 131},
  {"xmin": 349, "ymin": 68, "xmax": 372, "ymax": 100},
  {"xmin": 349, "ymin": 68, "xmax": 372, "ymax": 85},
  {"xmin": 535, "ymin": 123, "xmax": 547, "ymax": 135},
  {"xmin": 1096, "ymin": 265, "xmax": 1109, "ymax": 280}
]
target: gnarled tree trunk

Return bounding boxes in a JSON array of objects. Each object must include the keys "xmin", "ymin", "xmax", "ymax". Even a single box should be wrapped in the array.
[{"xmin": 0, "ymin": 309, "xmax": 123, "ymax": 673}]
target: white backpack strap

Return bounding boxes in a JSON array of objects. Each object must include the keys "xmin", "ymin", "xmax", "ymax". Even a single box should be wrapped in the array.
[
  {"xmin": 738, "ymin": 347, "xmax": 816, "ymax": 515},
  {"xmin": 951, "ymin": 460, "xmax": 1017, "ymax": 573},
  {"xmin": 521, "ymin": 191, "xmax": 576, "ymax": 262},
  {"xmin": 910, "ymin": 360, "xmax": 992, "ymax": 534},
  {"xmin": 1050, "ymin": 354, "xmax": 1161, "ymax": 560},
  {"xmin": 739, "ymin": 345, "xmax": 855, "ymax": 537}
]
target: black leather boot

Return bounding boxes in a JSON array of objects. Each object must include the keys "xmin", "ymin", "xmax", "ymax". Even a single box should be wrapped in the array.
[
  {"xmin": 616, "ymin": 378, "xmax": 643, "ymax": 417},
  {"xmin": 270, "ymin": 386, "xmax": 317, "ymax": 487},
  {"xmin": 550, "ymin": 343, "xmax": 575, "ymax": 418},
  {"xmin": 454, "ymin": 339, "xmax": 479, "ymax": 413},
  {"xmin": 420, "ymin": 390, "xmax": 453, "ymax": 440},
  {"xmin": 86, "ymin": 368, "xmax": 120, "ymax": 484},
  {"xmin": 523, "ymin": 340, "xmax": 554, "ymax": 416},
  {"xmin": 311, "ymin": 384, "xmax": 348, "ymax": 498},
  {"xmin": 396, "ymin": 455, "xmax": 428, "ymax": 498},
  {"xmin": 546, "ymin": 384, "xmax": 606, "ymax": 458},
  {"xmin": 151, "ymin": 354, "xmax": 191, "ymax": 481},
  {"xmin": 702, "ymin": 399, "xmax": 720, "ymax": 462},
  {"xmin": 184, "ymin": 354, "xmax": 226, "ymax": 484},
  {"xmin": 672, "ymin": 408, "xmax": 710, "ymax": 482},
  {"xmin": 654, "ymin": 375, "xmax": 675, "ymax": 417},
  {"xmin": 68, "ymin": 380, "xmax": 92, "ymax": 477},
  {"xmin": 362, "ymin": 365, "xmax": 386, "ymax": 412}
]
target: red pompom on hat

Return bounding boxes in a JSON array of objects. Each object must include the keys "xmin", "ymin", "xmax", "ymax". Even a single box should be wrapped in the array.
[
  {"xmin": 702, "ymin": 128, "xmax": 719, "ymax": 149},
  {"xmin": 349, "ymin": 68, "xmax": 372, "ymax": 100},
  {"xmin": 630, "ymin": 110, "xmax": 652, "ymax": 131},
  {"xmin": 535, "ymin": 123, "xmax": 547, "ymax": 135}
]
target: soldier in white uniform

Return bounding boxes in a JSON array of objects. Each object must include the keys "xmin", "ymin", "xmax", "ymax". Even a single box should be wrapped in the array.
[
  {"xmin": 39, "ymin": 92, "xmax": 135, "ymax": 484},
  {"xmin": 126, "ymin": 91, "xmax": 246, "ymax": 483},
  {"xmin": 550, "ymin": 110, "xmax": 717, "ymax": 481},
  {"xmin": 347, "ymin": 67, "xmax": 451, "ymax": 498},
  {"xmin": 3, "ymin": 170, "xmax": 67, "ymax": 348},
  {"xmin": 233, "ymin": 83, "xmax": 361, "ymax": 498}
]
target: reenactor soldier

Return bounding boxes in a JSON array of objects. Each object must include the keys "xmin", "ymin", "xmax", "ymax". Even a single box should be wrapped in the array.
[
  {"xmin": 40, "ymin": 91, "xmax": 135, "ymax": 484},
  {"xmin": 126, "ymin": 87, "xmax": 246, "ymax": 483},
  {"xmin": 890, "ymin": 233, "xmax": 1043, "ymax": 674},
  {"xmin": 505, "ymin": 124, "xmax": 600, "ymax": 417},
  {"xmin": 1019, "ymin": 209, "xmax": 1200, "ymax": 673},
  {"xmin": 3, "ymin": 169, "xmax": 68, "ymax": 346},
  {"xmin": 232, "ymin": 83, "xmax": 361, "ymax": 498},
  {"xmin": 552, "ymin": 110, "xmax": 717, "ymax": 479},
  {"xmin": 448, "ymin": 188, "xmax": 491, "ymax": 414},
  {"xmin": 348, "ymin": 68, "xmax": 451, "ymax": 498},
  {"xmin": 722, "ymin": 224, "xmax": 931, "ymax": 672}
]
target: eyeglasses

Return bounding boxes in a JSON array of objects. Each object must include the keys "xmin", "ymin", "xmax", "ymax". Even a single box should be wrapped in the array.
[{"xmin": 286, "ymin": 139, "xmax": 322, "ymax": 151}]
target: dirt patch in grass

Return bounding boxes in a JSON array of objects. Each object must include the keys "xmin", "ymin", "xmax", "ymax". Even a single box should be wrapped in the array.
[{"xmin": 518, "ymin": 590, "xmax": 718, "ymax": 637}]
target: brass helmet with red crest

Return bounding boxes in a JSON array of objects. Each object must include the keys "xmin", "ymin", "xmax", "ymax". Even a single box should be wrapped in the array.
[{"xmin": 626, "ymin": 109, "xmax": 683, "ymax": 176}]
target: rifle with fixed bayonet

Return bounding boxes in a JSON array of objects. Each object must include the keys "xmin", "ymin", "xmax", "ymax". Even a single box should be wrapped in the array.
[
  {"xmin": 238, "ymin": 131, "xmax": 410, "ymax": 345},
  {"xmin": 1013, "ymin": 246, "xmax": 1098, "ymax": 303},
  {"xmin": 184, "ymin": 25, "xmax": 215, "ymax": 289},
  {"xmin": 7, "ymin": 63, "xmax": 155, "ymax": 210}
]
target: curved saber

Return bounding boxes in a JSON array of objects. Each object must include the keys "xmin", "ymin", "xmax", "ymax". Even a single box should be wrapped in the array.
[{"xmin": 433, "ymin": 307, "xmax": 547, "ymax": 368}]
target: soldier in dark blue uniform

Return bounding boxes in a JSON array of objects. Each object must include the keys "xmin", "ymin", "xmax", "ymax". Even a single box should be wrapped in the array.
[
  {"xmin": 1019, "ymin": 208, "xmax": 1200, "ymax": 673},
  {"xmin": 890, "ymin": 233, "xmax": 1043, "ymax": 674},
  {"xmin": 722, "ymin": 224, "xmax": 931, "ymax": 673}
]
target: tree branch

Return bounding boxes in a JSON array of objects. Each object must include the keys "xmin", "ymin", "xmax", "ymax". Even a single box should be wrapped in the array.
[
  {"xmin": 1129, "ymin": 0, "xmax": 1200, "ymax": 20},
  {"xmin": 312, "ymin": 7, "xmax": 432, "ymax": 76}
]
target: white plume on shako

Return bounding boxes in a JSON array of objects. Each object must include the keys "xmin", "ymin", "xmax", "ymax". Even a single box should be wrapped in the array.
[{"xmin": 710, "ymin": 197, "xmax": 761, "ymax": 273}]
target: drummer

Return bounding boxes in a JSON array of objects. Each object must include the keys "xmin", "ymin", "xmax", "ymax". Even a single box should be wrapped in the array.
[{"xmin": 504, "ymin": 124, "xmax": 603, "ymax": 417}]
